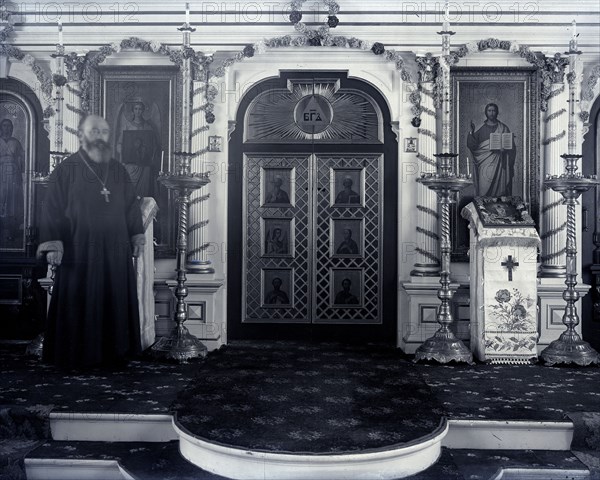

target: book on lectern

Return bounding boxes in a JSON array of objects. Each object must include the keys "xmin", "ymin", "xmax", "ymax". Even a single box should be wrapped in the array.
[{"xmin": 489, "ymin": 132, "xmax": 513, "ymax": 150}]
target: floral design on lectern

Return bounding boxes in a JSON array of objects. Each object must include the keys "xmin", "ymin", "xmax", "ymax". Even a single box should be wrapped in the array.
[
  {"xmin": 484, "ymin": 288, "xmax": 537, "ymax": 355},
  {"xmin": 491, "ymin": 288, "xmax": 535, "ymax": 332}
]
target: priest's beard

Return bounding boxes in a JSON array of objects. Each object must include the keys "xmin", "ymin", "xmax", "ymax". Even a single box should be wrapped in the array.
[{"xmin": 82, "ymin": 138, "xmax": 111, "ymax": 163}]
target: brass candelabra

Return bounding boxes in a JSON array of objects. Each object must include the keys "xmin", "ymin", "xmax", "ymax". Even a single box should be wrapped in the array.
[
  {"xmin": 150, "ymin": 152, "xmax": 210, "ymax": 362},
  {"xmin": 541, "ymin": 154, "xmax": 599, "ymax": 366},
  {"xmin": 414, "ymin": 153, "xmax": 473, "ymax": 364}
]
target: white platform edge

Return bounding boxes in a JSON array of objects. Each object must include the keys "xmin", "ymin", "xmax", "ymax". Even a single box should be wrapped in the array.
[
  {"xmin": 25, "ymin": 458, "xmax": 135, "ymax": 480},
  {"xmin": 49, "ymin": 413, "xmax": 178, "ymax": 442},
  {"xmin": 489, "ymin": 467, "xmax": 590, "ymax": 480},
  {"xmin": 175, "ymin": 419, "xmax": 448, "ymax": 480},
  {"xmin": 48, "ymin": 413, "xmax": 575, "ymax": 451},
  {"xmin": 443, "ymin": 419, "xmax": 574, "ymax": 451}
]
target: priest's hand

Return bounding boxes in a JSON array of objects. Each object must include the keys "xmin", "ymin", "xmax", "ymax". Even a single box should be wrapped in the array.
[
  {"xmin": 47, "ymin": 250, "xmax": 63, "ymax": 266},
  {"xmin": 37, "ymin": 240, "xmax": 64, "ymax": 266},
  {"xmin": 131, "ymin": 234, "xmax": 146, "ymax": 258}
]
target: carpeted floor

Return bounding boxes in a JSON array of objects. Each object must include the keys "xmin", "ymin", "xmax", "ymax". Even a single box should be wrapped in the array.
[
  {"xmin": 0, "ymin": 343, "xmax": 200, "ymax": 414},
  {"xmin": 0, "ymin": 342, "xmax": 201, "ymax": 479},
  {"xmin": 3, "ymin": 340, "xmax": 600, "ymax": 478},
  {"xmin": 173, "ymin": 341, "xmax": 600, "ymax": 453},
  {"xmin": 173, "ymin": 341, "xmax": 444, "ymax": 453},
  {"xmin": 415, "ymin": 361, "xmax": 600, "ymax": 421}
]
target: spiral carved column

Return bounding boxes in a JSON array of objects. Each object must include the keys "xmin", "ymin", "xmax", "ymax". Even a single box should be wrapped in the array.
[
  {"xmin": 63, "ymin": 53, "xmax": 85, "ymax": 154},
  {"xmin": 412, "ymin": 76, "xmax": 440, "ymax": 276},
  {"xmin": 540, "ymin": 73, "xmax": 569, "ymax": 277},
  {"xmin": 187, "ymin": 75, "xmax": 213, "ymax": 273}
]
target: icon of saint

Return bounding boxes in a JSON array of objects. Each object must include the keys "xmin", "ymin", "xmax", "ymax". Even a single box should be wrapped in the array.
[
  {"xmin": 265, "ymin": 225, "xmax": 288, "ymax": 255},
  {"xmin": 334, "ymin": 278, "xmax": 359, "ymax": 305},
  {"xmin": 265, "ymin": 175, "xmax": 290, "ymax": 204},
  {"xmin": 264, "ymin": 277, "xmax": 290, "ymax": 305},
  {"xmin": 336, "ymin": 227, "xmax": 359, "ymax": 255},
  {"xmin": 335, "ymin": 176, "xmax": 360, "ymax": 204}
]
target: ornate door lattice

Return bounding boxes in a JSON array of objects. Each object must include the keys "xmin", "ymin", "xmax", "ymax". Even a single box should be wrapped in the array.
[{"xmin": 241, "ymin": 77, "xmax": 386, "ymax": 326}]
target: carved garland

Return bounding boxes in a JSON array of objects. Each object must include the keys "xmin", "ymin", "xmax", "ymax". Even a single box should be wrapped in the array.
[
  {"xmin": 0, "ymin": 0, "xmax": 14, "ymax": 43},
  {"xmin": 0, "ymin": 45, "xmax": 54, "ymax": 108},
  {"xmin": 408, "ymin": 39, "xmax": 563, "ymax": 127},
  {"xmin": 62, "ymin": 37, "xmax": 213, "ymax": 157},
  {"xmin": 581, "ymin": 64, "xmax": 600, "ymax": 123},
  {"xmin": 211, "ymin": 1, "xmax": 411, "ymax": 84}
]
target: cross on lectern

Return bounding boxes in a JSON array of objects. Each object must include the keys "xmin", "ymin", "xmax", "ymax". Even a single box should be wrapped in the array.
[{"xmin": 501, "ymin": 255, "xmax": 519, "ymax": 281}]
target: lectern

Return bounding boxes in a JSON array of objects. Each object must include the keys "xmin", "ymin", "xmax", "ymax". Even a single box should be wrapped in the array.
[{"xmin": 462, "ymin": 197, "xmax": 540, "ymax": 364}]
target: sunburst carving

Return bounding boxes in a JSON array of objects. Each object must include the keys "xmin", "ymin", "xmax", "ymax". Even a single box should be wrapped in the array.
[{"xmin": 246, "ymin": 84, "xmax": 382, "ymax": 143}]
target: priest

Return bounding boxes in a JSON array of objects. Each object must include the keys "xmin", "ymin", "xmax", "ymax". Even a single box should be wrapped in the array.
[{"xmin": 38, "ymin": 115, "xmax": 146, "ymax": 369}]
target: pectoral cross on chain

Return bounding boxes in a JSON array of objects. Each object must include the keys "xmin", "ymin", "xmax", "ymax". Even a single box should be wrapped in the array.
[
  {"xmin": 501, "ymin": 255, "xmax": 519, "ymax": 281},
  {"xmin": 100, "ymin": 187, "xmax": 111, "ymax": 203}
]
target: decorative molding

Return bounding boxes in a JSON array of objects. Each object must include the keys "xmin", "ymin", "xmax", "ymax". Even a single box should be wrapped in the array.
[{"xmin": 544, "ymin": 53, "xmax": 570, "ymax": 84}]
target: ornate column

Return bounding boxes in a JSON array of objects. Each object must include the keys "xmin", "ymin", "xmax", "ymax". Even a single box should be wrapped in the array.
[
  {"xmin": 539, "ymin": 53, "xmax": 569, "ymax": 278},
  {"xmin": 187, "ymin": 59, "xmax": 214, "ymax": 273},
  {"xmin": 537, "ymin": 28, "xmax": 590, "ymax": 349},
  {"xmin": 49, "ymin": 45, "xmax": 65, "ymax": 155},
  {"xmin": 63, "ymin": 53, "xmax": 86, "ymax": 154},
  {"xmin": 412, "ymin": 54, "xmax": 440, "ymax": 277}
]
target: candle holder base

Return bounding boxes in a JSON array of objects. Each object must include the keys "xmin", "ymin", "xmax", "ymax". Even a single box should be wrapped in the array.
[
  {"xmin": 414, "ymin": 332, "xmax": 473, "ymax": 364},
  {"xmin": 540, "ymin": 336, "xmax": 600, "ymax": 366},
  {"xmin": 151, "ymin": 325, "xmax": 207, "ymax": 363},
  {"xmin": 26, "ymin": 333, "xmax": 44, "ymax": 358}
]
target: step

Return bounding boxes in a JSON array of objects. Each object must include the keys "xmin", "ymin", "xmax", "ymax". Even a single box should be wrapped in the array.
[
  {"xmin": 448, "ymin": 449, "xmax": 591, "ymax": 480},
  {"xmin": 24, "ymin": 442, "xmax": 595, "ymax": 480},
  {"xmin": 25, "ymin": 440, "xmax": 461, "ymax": 480},
  {"xmin": 25, "ymin": 440, "xmax": 225, "ymax": 480}
]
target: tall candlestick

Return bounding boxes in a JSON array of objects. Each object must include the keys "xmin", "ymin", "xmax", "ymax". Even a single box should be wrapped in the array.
[
  {"xmin": 58, "ymin": 20, "xmax": 63, "ymax": 46},
  {"xmin": 185, "ymin": 3, "xmax": 190, "ymax": 24}
]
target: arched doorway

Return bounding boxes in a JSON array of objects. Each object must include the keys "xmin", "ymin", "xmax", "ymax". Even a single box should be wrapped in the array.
[
  {"xmin": 582, "ymin": 95, "xmax": 600, "ymax": 350},
  {"xmin": 227, "ymin": 71, "xmax": 397, "ymax": 343}
]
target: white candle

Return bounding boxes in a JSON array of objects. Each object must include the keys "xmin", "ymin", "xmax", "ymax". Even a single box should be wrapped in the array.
[
  {"xmin": 58, "ymin": 20, "xmax": 63, "ymax": 46},
  {"xmin": 185, "ymin": 3, "xmax": 190, "ymax": 24},
  {"xmin": 161, "ymin": 151, "xmax": 164, "ymax": 172},
  {"xmin": 572, "ymin": 19, "xmax": 577, "ymax": 38},
  {"xmin": 442, "ymin": 0, "xmax": 450, "ymax": 31},
  {"xmin": 466, "ymin": 156, "xmax": 471, "ymax": 177}
]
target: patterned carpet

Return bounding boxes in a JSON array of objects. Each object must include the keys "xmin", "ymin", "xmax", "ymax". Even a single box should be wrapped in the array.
[
  {"xmin": 174, "ymin": 341, "xmax": 444, "ymax": 453},
  {"xmin": 174, "ymin": 341, "xmax": 600, "ymax": 453},
  {"xmin": 3, "ymin": 340, "xmax": 600, "ymax": 478},
  {"xmin": 416, "ymin": 361, "xmax": 600, "ymax": 421},
  {"xmin": 0, "ymin": 341, "xmax": 200, "ymax": 479},
  {"xmin": 0, "ymin": 343, "xmax": 199, "ymax": 413}
]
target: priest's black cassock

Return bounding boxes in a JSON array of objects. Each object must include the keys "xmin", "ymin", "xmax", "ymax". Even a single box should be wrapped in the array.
[{"xmin": 40, "ymin": 149, "xmax": 144, "ymax": 369}]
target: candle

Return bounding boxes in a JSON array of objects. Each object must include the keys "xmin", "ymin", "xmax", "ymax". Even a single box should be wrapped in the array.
[
  {"xmin": 442, "ymin": 0, "xmax": 450, "ymax": 31},
  {"xmin": 161, "ymin": 151, "xmax": 165, "ymax": 172},
  {"xmin": 185, "ymin": 3, "xmax": 190, "ymax": 24},
  {"xmin": 58, "ymin": 20, "xmax": 63, "ymax": 46},
  {"xmin": 571, "ymin": 19, "xmax": 577, "ymax": 38},
  {"xmin": 466, "ymin": 156, "xmax": 471, "ymax": 177}
]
